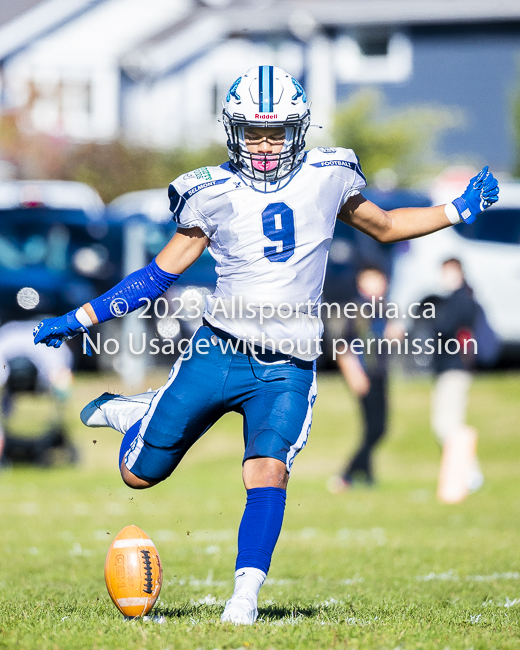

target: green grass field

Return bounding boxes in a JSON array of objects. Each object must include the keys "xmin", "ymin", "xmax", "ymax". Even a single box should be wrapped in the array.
[{"xmin": 1, "ymin": 370, "xmax": 519, "ymax": 650}]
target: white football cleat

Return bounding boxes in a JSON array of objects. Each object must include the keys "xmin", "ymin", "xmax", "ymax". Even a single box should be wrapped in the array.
[
  {"xmin": 221, "ymin": 593, "xmax": 258, "ymax": 625},
  {"xmin": 80, "ymin": 390, "xmax": 157, "ymax": 434},
  {"xmin": 468, "ymin": 468, "xmax": 484, "ymax": 493}
]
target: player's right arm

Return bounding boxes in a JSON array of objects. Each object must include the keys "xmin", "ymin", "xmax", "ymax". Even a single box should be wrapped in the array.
[
  {"xmin": 33, "ymin": 226, "xmax": 208, "ymax": 352},
  {"xmin": 35, "ymin": 163, "xmax": 230, "ymax": 352},
  {"xmin": 83, "ymin": 226, "xmax": 208, "ymax": 325}
]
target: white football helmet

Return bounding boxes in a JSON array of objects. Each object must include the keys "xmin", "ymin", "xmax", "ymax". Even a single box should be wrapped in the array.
[{"xmin": 223, "ymin": 66, "xmax": 310, "ymax": 183}]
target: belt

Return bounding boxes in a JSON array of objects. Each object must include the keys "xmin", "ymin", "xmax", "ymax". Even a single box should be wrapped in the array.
[{"xmin": 202, "ymin": 319, "xmax": 314, "ymax": 370}]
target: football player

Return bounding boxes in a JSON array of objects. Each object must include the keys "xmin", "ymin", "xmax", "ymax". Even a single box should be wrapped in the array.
[{"xmin": 34, "ymin": 66, "xmax": 499, "ymax": 624}]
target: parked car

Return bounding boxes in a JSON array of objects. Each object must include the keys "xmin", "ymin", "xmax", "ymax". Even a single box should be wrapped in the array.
[
  {"xmin": 0, "ymin": 180, "xmax": 121, "ymax": 368},
  {"xmin": 390, "ymin": 182, "xmax": 520, "ymax": 365}
]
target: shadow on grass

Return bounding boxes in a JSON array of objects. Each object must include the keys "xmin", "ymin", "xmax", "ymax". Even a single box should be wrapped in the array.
[
  {"xmin": 154, "ymin": 602, "xmax": 327, "ymax": 622},
  {"xmin": 154, "ymin": 603, "xmax": 223, "ymax": 620},
  {"xmin": 259, "ymin": 604, "xmax": 320, "ymax": 620}
]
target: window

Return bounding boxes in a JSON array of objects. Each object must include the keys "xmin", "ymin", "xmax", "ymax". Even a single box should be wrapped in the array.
[
  {"xmin": 454, "ymin": 209, "xmax": 520, "ymax": 245},
  {"xmin": 358, "ymin": 33, "xmax": 390, "ymax": 57},
  {"xmin": 62, "ymin": 80, "xmax": 92, "ymax": 116},
  {"xmin": 27, "ymin": 78, "xmax": 92, "ymax": 135},
  {"xmin": 335, "ymin": 31, "xmax": 413, "ymax": 83}
]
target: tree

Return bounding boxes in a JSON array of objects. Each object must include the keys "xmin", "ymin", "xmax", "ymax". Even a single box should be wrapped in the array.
[
  {"xmin": 0, "ymin": 110, "xmax": 228, "ymax": 203},
  {"xmin": 333, "ymin": 89, "xmax": 459, "ymax": 188},
  {"xmin": 58, "ymin": 141, "xmax": 228, "ymax": 204}
]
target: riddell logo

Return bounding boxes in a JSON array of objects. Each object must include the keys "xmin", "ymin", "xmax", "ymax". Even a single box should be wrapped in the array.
[{"xmin": 255, "ymin": 114, "xmax": 278, "ymax": 119}]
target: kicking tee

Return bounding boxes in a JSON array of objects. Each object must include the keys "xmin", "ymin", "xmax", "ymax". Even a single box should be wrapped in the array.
[{"xmin": 168, "ymin": 147, "xmax": 366, "ymax": 361}]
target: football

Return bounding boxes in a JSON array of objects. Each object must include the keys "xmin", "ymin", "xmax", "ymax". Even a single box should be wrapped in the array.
[{"xmin": 104, "ymin": 524, "xmax": 163, "ymax": 618}]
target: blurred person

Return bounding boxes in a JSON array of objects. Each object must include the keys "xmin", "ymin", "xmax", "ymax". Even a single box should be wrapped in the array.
[
  {"xmin": 33, "ymin": 67, "xmax": 499, "ymax": 624},
  {"xmin": 429, "ymin": 258, "xmax": 493, "ymax": 494},
  {"xmin": 328, "ymin": 267, "xmax": 391, "ymax": 492},
  {"xmin": 0, "ymin": 320, "xmax": 77, "ymax": 467}
]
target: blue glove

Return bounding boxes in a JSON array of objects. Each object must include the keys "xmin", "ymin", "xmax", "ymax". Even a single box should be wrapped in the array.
[
  {"xmin": 453, "ymin": 166, "xmax": 499, "ymax": 224},
  {"xmin": 33, "ymin": 310, "xmax": 92, "ymax": 356}
]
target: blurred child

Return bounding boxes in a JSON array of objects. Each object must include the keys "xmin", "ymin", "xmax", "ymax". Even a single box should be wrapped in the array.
[{"xmin": 430, "ymin": 258, "xmax": 487, "ymax": 495}]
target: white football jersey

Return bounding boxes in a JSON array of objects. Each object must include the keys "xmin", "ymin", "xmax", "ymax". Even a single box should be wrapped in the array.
[{"xmin": 168, "ymin": 147, "xmax": 366, "ymax": 360}]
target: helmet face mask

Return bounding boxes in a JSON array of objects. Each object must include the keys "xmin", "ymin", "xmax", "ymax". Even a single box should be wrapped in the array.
[{"xmin": 223, "ymin": 66, "xmax": 310, "ymax": 185}]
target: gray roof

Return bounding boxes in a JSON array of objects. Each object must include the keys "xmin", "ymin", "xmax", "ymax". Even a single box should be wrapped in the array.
[
  {"xmin": 270, "ymin": 0, "xmax": 520, "ymax": 27},
  {"xmin": 122, "ymin": 0, "xmax": 520, "ymax": 80},
  {"xmin": 0, "ymin": 0, "xmax": 104, "ymax": 62},
  {"xmin": 0, "ymin": 0, "xmax": 44, "ymax": 27}
]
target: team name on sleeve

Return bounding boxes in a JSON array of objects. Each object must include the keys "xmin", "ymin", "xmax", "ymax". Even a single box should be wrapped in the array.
[
  {"xmin": 169, "ymin": 177, "xmax": 229, "ymax": 222},
  {"xmin": 310, "ymin": 158, "xmax": 366, "ymax": 181}
]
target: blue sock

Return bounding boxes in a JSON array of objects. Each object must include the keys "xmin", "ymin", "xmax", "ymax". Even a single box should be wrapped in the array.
[
  {"xmin": 235, "ymin": 487, "xmax": 286, "ymax": 574},
  {"xmin": 118, "ymin": 420, "xmax": 142, "ymax": 468}
]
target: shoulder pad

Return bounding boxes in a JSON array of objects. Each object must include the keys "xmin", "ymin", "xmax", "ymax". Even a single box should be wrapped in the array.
[
  {"xmin": 306, "ymin": 147, "xmax": 362, "ymax": 173},
  {"xmin": 168, "ymin": 165, "xmax": 233, "ymax": 217},
  {"xmin": 305, "ymin": 147, "xmax": 367, "ymax": 204},
  {"xmin": 171, "ymin": 164, "xmax": 232, "ymax": 197}
]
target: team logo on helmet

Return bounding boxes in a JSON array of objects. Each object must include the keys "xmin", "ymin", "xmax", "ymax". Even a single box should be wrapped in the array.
[
  {"xmin": 291, "ymin": 78, "xmax": 307, "ymax": 102},
  {"xmin": 226, "ymin": 77, "xmax": 241, "ymax": 103}
]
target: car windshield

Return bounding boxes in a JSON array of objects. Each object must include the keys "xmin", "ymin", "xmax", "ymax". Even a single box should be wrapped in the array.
[
  {"xmin": 454, "ymin": 208, "xmax": 520, "ymax": 244},
  {"xmin": 0, "ymin": 208, "xmax": 116, "ymax": 277}
]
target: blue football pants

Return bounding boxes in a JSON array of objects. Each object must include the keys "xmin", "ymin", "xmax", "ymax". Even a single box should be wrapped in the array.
[{"xmin": 122, "ymin": 325, "xmax": 317, "ymax": 483}]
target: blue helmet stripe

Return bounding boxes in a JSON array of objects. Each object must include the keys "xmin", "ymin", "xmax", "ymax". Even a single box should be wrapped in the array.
[
  {"xmin": 268, "ymin": 66, "xmax": 274, "ymax": 111},
  {"xmin": 259, "ymin": 65, "xmax": 274, "ymax": 113}
]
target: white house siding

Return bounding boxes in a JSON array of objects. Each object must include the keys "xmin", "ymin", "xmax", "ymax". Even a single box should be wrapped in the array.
[
  {"xmin": 122, "ymin": 36, "xmax": 316, "ymax": 150},
  {"xmin": 120, "ymin": 27, "xmax": 408, "ymax": 151},
  {"xmin": 3, "ymin": 0, "xmax": 191, "ymax": 141},
  {"xmin": 2, "ymin": 0, "xmax": 519, "ymax": 171}
]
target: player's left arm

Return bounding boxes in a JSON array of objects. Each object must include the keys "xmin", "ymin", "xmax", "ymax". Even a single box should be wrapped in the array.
[{"xmin": 338, "ymin": 166, "xmax": 499, "ymax": 243}]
